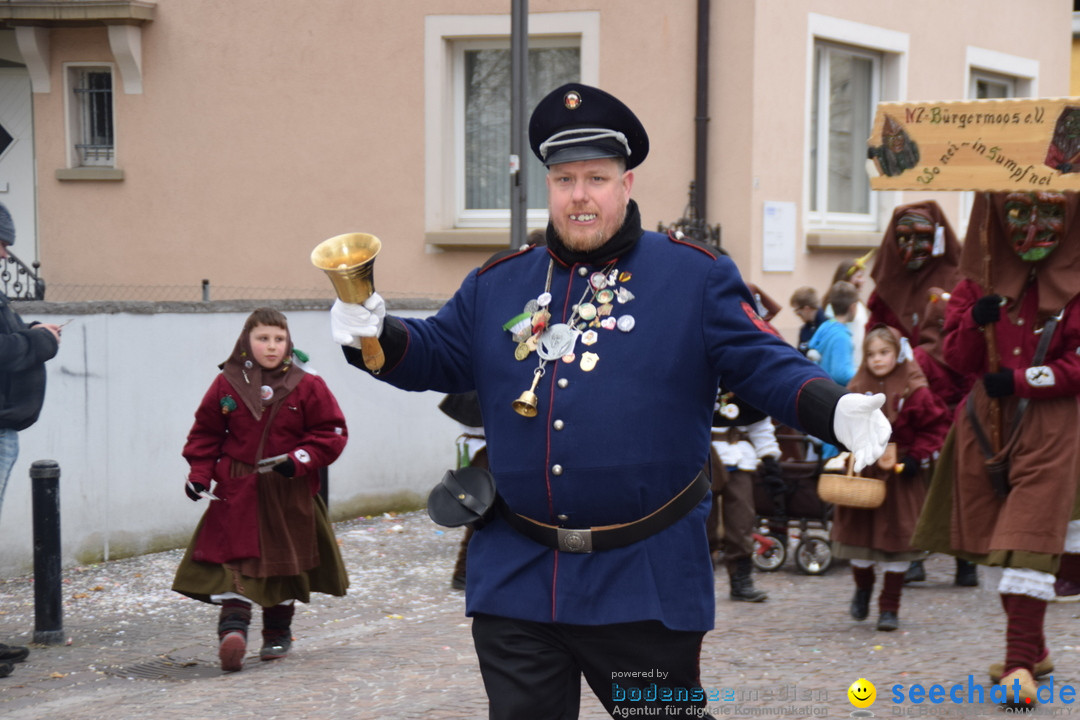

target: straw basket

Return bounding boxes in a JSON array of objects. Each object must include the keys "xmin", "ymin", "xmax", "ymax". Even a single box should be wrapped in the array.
[{"xmin": 817, "ymin": 454, "xmax": 886, "ymax": 509}]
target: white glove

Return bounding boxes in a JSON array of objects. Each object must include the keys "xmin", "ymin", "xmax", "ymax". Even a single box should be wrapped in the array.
[
  {"xmin": 833, "ymin": 393, "xmax": 891, "ymax": 472},
  {"xmin": 330, "ymin": 294, "xmax": 385, "ymax": 347}
]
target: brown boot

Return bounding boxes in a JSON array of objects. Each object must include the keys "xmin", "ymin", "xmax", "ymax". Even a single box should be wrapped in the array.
[
  {"xmin": 850, "ymin": 566, "xmax": 875, "ymax": 621},
  {"xmin": 876, "ymin": 571, "xmax": 904, "ymax": 631},
  {"xmin": 260, "ymin": 602, "xmax": 295, "ymax": 661},
  {"xmin": 989, "ymin": 653, "xmax": 1054, "ymax": 683},
  {"xmin": 217, "ymin": 599, "xmax": 252, "ymax": 672},
  {"xmin": 999, "ymin": 668, "xmax": 1038, "ymax": 709},
  {"xmin": 727, "ymin": 557, "xmax": 767, "ymax": 602}
]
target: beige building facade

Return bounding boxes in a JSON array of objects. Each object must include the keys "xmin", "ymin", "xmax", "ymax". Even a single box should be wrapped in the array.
[{"xmin": 0, "ymin": 0, "xmax": 1072, "ymax": 340}]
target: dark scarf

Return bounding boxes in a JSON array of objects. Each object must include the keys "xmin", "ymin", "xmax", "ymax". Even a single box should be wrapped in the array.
[
  {"xmin": 545, "ymin": 199, "xmax": 644, "ymax": 266},
  {"xmin": 220, "ymin": 327, "xmax": 304, "ymax": 420}
]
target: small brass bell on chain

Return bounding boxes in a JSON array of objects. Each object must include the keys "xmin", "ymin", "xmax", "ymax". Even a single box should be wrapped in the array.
[{"xmin": 512, "ymin": 369, "xmax": 543, "ymax": 417}]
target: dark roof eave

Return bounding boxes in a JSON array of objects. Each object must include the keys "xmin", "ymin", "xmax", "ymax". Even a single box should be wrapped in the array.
[{"xmin": 0, "ymin": 1, "xmax": 155, "ymax": 28}]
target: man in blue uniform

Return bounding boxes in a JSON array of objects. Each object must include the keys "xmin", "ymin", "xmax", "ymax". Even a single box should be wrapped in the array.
[{"xmin": 330, "ymin": 83, "xmax": 890, "ymax": 718}]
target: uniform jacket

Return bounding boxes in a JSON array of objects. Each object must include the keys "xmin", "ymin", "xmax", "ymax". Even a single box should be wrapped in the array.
[
  {"xmin": 182, "ymin": 371, "xmax": 348, "ymax": 563},
  {"xmin": 347, "ymin": 218, "xmax": 841, "ymax": 632},
  {"xmin": 0, "ymin": 295, "xmax": 58, "ymax": 431}
]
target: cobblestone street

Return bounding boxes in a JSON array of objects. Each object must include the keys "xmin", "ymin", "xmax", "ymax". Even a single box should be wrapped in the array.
[{"xmin": 1, "ymin": 510, "xmax": 1078, "ymax": 718}]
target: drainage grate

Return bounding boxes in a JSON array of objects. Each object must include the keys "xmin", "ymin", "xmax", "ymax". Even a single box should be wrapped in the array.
[{"xmin": 104, "ymin": 655, "xmax": 221, "ymax": 681}]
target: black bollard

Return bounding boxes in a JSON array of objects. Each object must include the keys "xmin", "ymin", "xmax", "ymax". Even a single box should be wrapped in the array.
[{"xmin": 30, "ymin": 460, "xmax": 64, "ymax": 645}]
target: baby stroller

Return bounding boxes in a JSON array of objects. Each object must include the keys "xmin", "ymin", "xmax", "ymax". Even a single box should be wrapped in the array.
[{"xmin": 750, "ymin": 427, "xmax": 834, "ymax": 575}]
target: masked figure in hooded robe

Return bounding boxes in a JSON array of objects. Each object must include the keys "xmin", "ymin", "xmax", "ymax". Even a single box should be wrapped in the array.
[{"xmin": 914, "ymin": 191, "xmax": 1080, "ymax": 708}]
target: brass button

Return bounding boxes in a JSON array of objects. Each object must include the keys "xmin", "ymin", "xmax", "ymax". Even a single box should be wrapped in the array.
[
  {"xmin": 552, "ymin": 464, "xmax": 563, "ymax": 475},
  {"xmin": 558, "ymin": 378, "xmax": 569, "ymax": 389},
  {"xmin": 553, "ymin": 419, "xmax": 565, "ymax": 431},
  {"xmin": 578, "ymin": 267, "xmax": 589, "ymax": 277}
]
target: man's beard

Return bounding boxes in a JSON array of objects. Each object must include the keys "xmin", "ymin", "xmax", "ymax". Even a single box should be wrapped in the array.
[{"xmin": 554, "ymin": 205, "xmax": 627, "ymax": 252}]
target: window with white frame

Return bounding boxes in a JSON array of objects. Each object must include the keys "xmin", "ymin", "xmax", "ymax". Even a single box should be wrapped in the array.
[
  {"xmin": 67, "ymin": 65, "xmax": 115, "ymax": 167},
  {"xmin": 805, "ymin": 15, "xmax": 908, "ymax": 235},
  {"xmin": 425, "ymin": 12, "xmax": 600, "ymax": 237},
  {"xmin": 457, "ymin": 39, "xmax": 580, "ymax": 225},
  {"xmin": 809, "ymin": 41, "xmax": 880, "ymax": 226},
  {"xmin": 971, "ymin": 70, "xmax": 1015, "ymax": 99},
  {"xmin": 956, "ymin": 49, "xmax": 1038, "ymax": 236}
]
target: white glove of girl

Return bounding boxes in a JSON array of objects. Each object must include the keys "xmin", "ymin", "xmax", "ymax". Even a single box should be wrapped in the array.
[
  {"xmin": 833, "ymin": 393, "xmax": 891, "ymax": 472},
  {"xmin": 330, "ymin": 294, "xmax": 385, "ymax": 347}
]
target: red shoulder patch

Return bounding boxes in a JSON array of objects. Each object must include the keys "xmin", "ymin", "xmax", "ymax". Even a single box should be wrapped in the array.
[{"xmin": 741, "ymin": 301, "xmax": 781, "ymax": 337}]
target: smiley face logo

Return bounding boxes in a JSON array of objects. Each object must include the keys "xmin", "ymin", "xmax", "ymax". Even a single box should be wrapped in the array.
[{"xmin": 848, "ymin": 678, "xmax": 876, "ymax": 709}]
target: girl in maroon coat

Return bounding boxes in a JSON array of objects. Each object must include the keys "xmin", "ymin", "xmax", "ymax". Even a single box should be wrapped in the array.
[
  {"xmin": 831, "ymin": 325, "xmax": 951, "ymax": 632},
  {"xmin": 172, "ymin": 308, "xmax": 349, "ymax": 672}
]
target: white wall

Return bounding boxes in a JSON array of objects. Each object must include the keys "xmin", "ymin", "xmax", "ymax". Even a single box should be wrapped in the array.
[{"xmin": 0, "ymin": 303, "xmax": 459, "ymax": 575}]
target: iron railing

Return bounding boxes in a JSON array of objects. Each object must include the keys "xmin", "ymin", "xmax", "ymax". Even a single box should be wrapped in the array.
[
  {"xmin": 658, "ymin": 181, "xmax": 722, "ymax": 249},
  {"xmin": 0, "ymin": 250, "xmax": 45, "ymax": 301}
]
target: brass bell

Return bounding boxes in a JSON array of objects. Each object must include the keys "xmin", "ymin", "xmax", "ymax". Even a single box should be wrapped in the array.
[
  {"xmin": 310, "ymin": 232, "xmax": 384, "ymax": 372},
  {"xmin": 512, "ymin": 370, "xmax": 543, "ymax": 417}
]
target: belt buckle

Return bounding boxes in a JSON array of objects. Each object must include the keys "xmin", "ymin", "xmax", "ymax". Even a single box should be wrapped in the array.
[{"xmin": 557, "ymin": 528, "xmax": 593, "ymax": 553}]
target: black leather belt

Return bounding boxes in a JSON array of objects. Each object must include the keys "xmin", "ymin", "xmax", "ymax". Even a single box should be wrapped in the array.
[{"xmin": 497, "ymin": 471, "xmax": 710, "ymax": 553}]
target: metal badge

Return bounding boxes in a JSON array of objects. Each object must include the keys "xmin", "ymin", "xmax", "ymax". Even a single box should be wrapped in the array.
[
  {"xmin": 596, "ymin": 288, "xmax": 614, "ymax": 304},
  {"xmin": 577, "ymin": 302, "xmax": 597, "ymax": 321},
  {"xmin": 616, "ymin": 315, "xmax": 636, "ymax": 332},
  {"xmin": 563, "ymin": 91, "xmax": 583, "ymax": 110},
  {"xmin": 538, "ymin": 323, "xmax": 577, "ymax": 360},
  {"xmin": 580, "ymin": 352, "xmax": 599, "ymax": 372},
  {"xmin": 590, "ymin": 271, "xmax": 608, "ymax": 290},
  {"xmin": 616, "ymin": 287, "xmax": 635, "ymax": 304},
  {"xmin": 600, "ymin": 317, "xmax": 617, "ymax": 331},
  {"xmin": 260, "ymin": 385, "xmax": 274, "ymax": 401},
  {"xmin": 524, "ymin": 299, "xmax": 540, "ymax": 314},
  {"xmin": 558, "ymin": 528, "xmax": 593, "ymax": 553},
  {"xmin": 514, "ymin": 342, "xmax": 531, "ymax": 361},
  {"xmin": 581, "ymin": 330, "xmax": 599, "ymax": 346}
]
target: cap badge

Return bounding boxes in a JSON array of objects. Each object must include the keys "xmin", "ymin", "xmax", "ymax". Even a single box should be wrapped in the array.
[{"xmin": 563, "ymin": 91, "xmax": 582, "ymax": 110}]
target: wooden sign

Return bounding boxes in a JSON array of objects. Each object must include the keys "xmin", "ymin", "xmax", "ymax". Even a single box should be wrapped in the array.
[{"xmin": 867, "ymin": 97, "xmax": 1080, "ymax": 191}]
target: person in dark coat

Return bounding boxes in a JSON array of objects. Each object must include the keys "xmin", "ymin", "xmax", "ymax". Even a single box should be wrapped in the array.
[{"xmin": 0, "ymin": 202, "xmax": 61, "ymax": 678}]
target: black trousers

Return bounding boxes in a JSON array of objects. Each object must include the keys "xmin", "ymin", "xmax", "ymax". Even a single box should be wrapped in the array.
[{"xmin": 471, "ymin": 613, "xmax": 707, "ymax": 719}]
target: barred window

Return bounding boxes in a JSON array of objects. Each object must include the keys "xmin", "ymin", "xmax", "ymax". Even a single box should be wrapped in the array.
[{"xmin": 71, "ymin": 67, "xmax": 114, "ymax": 167}]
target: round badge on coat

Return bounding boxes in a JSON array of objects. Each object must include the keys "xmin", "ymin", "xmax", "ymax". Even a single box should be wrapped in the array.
[{"xmin": 260, "ymin": 385, "xmax": 274, "ymax": 401}]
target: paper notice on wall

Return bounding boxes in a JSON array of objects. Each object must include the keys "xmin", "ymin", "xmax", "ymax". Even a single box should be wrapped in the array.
[
  {"xmin": 762, "ymin": 201, "xmax": 796, "ymax": 272},
  {"xmin": 867, "ymin": 97, "xmax": 1080, "ymax": 191}
]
